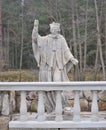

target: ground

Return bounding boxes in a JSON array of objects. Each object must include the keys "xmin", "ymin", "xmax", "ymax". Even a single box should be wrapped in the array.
[
  {"xmin": 0, "ymin": 69, "xmax": 39, "ymax": 82},
  {"xmin": 0, "ymin": 69, "xmax": 104, "ymax": 82}
]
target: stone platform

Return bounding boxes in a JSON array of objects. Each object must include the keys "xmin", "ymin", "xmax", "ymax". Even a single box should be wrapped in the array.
[{"xmin": 9, "ymin": 111, "xmax": 106, "ymax": 130}]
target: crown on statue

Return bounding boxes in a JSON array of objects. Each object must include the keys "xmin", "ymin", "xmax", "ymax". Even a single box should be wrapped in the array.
[{"xmin": 50, "ymin": 22, "xmax": 60, "ymax": 30}]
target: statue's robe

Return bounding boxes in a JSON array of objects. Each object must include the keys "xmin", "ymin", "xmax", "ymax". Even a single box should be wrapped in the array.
[
  {"xmin": 32, "ymin": 31, "xmax": 75, "ymax": 113},
  {"xmin": 32, "ymin": 34, "xmax": 74, "ymax": 82}
]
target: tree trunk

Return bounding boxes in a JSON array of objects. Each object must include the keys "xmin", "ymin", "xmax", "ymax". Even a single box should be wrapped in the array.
[
  {"xmin": 19, "ymin": 1, "xmax": 24, "ymax": 81},
  {"xmin": 2, "ymin": 14, "xmax": 9, "ymax": 69},
  {"xmin": 48, "ymin": 0, "xmax": 53, "ymax": 18},
  {"xmin": 71, "ymin": 0, "xmax": 78, "ymax": 81},
  {"xmin": 94, "ymin": 45, "xmax": 99, "ymax": 80},
  {"xmin": 58, "ymin": 9, "xmax": 65, "ymax": 37},
  {"xmin": 76, "ymin": 2, "xmax": 83, "ymax": 81},
  {"xmin": 6, "ymin": 20, "xmax": 10, "ymax": 66},
  {"xmin": 0, "ymin": 0, "xmax": 3, "ymax": 70},
  {"xmin": 55, "ymin": 0, "xmax": 59, "ymax": 21},
  {"xmin": 14, "ymin": 38, "xmax": 18, "ymax": 69},
  {"xmin": 84, "ymin": 0, "xmax": 88, "ymax": 80},
  {"xmin": 94, "ymin": 0, "xmax": 106, "ymax": 80}
]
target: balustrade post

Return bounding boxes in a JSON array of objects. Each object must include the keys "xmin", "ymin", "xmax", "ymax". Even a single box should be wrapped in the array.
[
  {"xmin": 73, "ymin": 90, "xmax": 80, "ymax": 121},
  {"xmin": 55, "ymin": 91, "xmax": 63, "ymax": 121},
  {"xmin": 91, "ymin": 90, "xmax": 99, "ymax": 121},
  {"xmin": 20, "ymin": 91, "xmax": 27, "ymax": 121},
  {"xmin": 1, "ymin": 92, "xmax": 10, "ymax": 116},
  {"xmin": 37, "ymin": 91, "xmax": 45, "ymax": 121}
]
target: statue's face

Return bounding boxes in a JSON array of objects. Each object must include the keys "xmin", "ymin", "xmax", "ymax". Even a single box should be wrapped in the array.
[{"xmin": 50, "ymin": 27, "xmax": 60, "ymax": 35}]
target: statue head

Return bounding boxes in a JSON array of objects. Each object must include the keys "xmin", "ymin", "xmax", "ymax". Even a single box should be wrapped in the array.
[{"xmin": 50, "ymin": 22, "xmax": 60, "ymax": 35}]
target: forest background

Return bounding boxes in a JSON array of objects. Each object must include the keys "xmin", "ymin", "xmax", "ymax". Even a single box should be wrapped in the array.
[{"xmin": 0, "ymin": 0, "xmax": 106, "ymax": 81}]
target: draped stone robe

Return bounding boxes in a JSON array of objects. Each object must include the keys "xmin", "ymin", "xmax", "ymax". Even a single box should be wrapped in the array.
[
  {"xmin": 32, "ymin": 30, "xmax": 75, "ymax": 113},
  {"xmin": 32, "ymin": 34, "xmax": 74, "ymax": 82}
]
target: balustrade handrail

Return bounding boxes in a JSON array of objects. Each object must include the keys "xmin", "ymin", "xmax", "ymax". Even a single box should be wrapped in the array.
[{"xmin": 0, "ymin": 81, "xmax": 106, "ymax": 91}]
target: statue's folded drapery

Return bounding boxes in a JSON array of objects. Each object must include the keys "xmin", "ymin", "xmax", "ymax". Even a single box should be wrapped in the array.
[
  {"xmin": 32, "ymin": 20, "xmax": 78, "ymax": 113},
  {"xmin": 32, "ymin": 34, "xmax": 74, "ymax": 82}
]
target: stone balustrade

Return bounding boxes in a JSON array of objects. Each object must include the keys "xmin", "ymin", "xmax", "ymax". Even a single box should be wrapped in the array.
[{"xmin": 0, "ymin": 82, "xmax": 106, "ymax": 129}]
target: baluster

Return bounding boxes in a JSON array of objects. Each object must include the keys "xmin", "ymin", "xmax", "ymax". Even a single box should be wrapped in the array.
[
  {"xmin": 1, "ymin": 92, "xmax": 10, "ymax": 116},
  {"xmin": 55, "ymin": 91, "xmax": 63, "ymax": 121},
  {"xmin": 91, "ymin": 90, "xmax": 99, "ymax": 121},
  {"xmin": 10, "ymin": 91, "xmax": 16, "ymax": 114},
  {"xmin": 73, "ymin": 90, "xmax": 80, "ymax": 121},
  {"xmin": 20, "ymin": 91, "xmax": 27, "ymax": 121},
  {"xmin": 37, "ymin": 91, "xmax": 45, "ymax": 121}
]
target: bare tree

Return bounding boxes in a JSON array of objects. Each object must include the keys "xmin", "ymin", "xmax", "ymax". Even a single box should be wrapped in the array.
[
  {"xmin": 94, "ymin": 0, "xmax": 106, "ymax": 80},
  {"xmin": 71, "ymin": 0, "xmax": 79, "ymax": 81},
  {"xmin": 76, "ymin": 1, "xmax": 83, "ymax": 81},
  {"xmin": 84, "ymin": 0, "xmax": 88, "ymax": 78},
  {"xmin": 19, "ymin": 0, "xmax": 24, "ymax": 81},
  {"xmin": 4, "ymin": 21, "xmax": 10, "ymax": 67}
]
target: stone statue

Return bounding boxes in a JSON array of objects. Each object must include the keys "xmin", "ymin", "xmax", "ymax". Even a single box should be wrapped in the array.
[{"xmin": 32, "ymin": 20, "xmax": 78, "ymax": 113}]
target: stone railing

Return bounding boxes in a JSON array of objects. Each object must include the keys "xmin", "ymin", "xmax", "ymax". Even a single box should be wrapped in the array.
[{"xmin": 0, "ymin": 82, "xmax": 106, "ymax": 129}]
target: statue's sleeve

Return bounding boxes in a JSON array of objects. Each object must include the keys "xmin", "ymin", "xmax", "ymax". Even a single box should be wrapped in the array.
[
  {"xmin": 61, "ymin": 36, "xmax": 74, "ymax": 73},
  {"xmin": 32, "ymin": 28, "xmax": 41, "ymax": 67},
  {"xmin": 32, "ymin": 28, "xmax": 47, "ymax": 67},
  {"xmin": 62, "ymin": 37, "xmax": 74, "ymax": 64}
]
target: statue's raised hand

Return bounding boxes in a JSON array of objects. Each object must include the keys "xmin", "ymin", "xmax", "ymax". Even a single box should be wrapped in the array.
[
  {"xmin": 33, "ymin": 19, "xmax": 39, "ymax": 33},
  {"xmin": 34, "ymin": 19, "xmax": 39, "ymax": 27}
]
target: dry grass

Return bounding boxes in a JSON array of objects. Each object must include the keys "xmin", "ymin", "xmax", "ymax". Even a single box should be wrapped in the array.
[
  {"xmin": 0, "ymin": 69, "xmax": 104, "ymax": 82},
  {"xmin": 0, "ymin": 70, "xmax": 38, "ymax": 82}
]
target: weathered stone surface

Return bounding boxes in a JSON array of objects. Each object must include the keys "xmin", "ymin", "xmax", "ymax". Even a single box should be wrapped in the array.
[
  {"xmin": 63, "ymin": 90, "xmax": 83, "ymax": 100},
  {"xmin": 15, "ymin": 95, "xmax": 20, "ymax": 112},
  {"xmin": 30, "ymin": 99, "xmax": 38, "ymax": 112},
  {"xmin": 10, "ymin": 91, "xmax": 16, "ymax": 113},
  {"xmin": 0, "ymin": 93, "xmax": 2, "ymax": 113},
  {"xmin": 83, "ymin": 90, "xmax": 92, "ymax": 101},
  {"xmin": 9, "ymin": 128, "xmax": 58, "ymax": 130},
  {"xmin": 0, "ymin": 116, "xmax": 10, "ymax": 130},
  {"xmin": 8, "ymin": 128, "xmax": 106, "ymax": 130},
  {"xmin": 28, "ymin": 91, "xmax": 38, "ymax": 100},
  {"xmin": 99, "ymin": 91, "xmax": 106, "ymax": 101},
  {"xmin": 69, "ymin": 98, "xmax": 89, "ymax": 111},
  {"xmin": 98, "ymin": 101, "xmax": 106, "ymax": 111},
  {"xmin": 32, "ymin": 19, "xmax": 78, "ymax": 113},
  {"xmin": 7, "ymin": 90, "xmax": 106, "ymax": 113},
  {"xmin": 1, "ymin": 93, "xmax": 10, "ymax": 116},
  {"xmin": 80, "ymin": 98, "xmax": 89, "ymax": 111}
]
